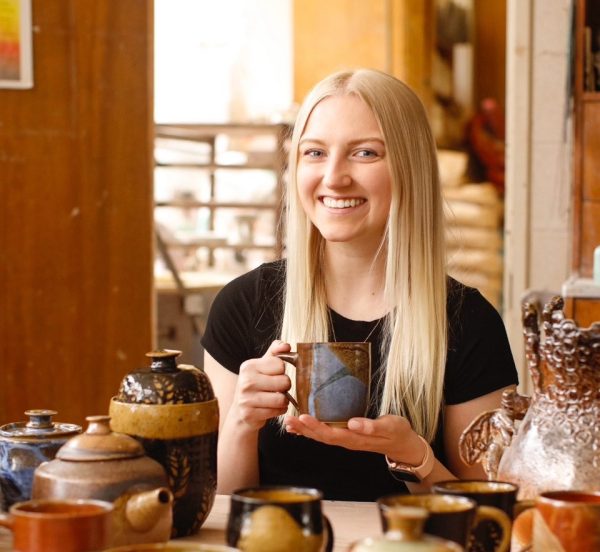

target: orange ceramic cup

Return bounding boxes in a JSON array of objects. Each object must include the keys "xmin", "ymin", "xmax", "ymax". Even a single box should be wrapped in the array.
[
  {"xmin": 0, "ymin": 498, "xmax": 113, "ymax": 552},
  {"xmin": 532, "ymin": 490, "xmax": 600, "ymax": 552}
]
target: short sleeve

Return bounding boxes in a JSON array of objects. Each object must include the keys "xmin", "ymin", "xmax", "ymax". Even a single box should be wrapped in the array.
[
  {"xmin": 444, "ymin": 285, "xmax": 519, "ymax": 405},
  {"xmin": 200, "ymin": 262, "xmax": 283, "ymax": 374}
]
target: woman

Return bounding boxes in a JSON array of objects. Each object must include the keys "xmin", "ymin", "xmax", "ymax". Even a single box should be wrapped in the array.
[{"xmin": 202, "ymin": 69, "xmax": 517, "ymax": 501}]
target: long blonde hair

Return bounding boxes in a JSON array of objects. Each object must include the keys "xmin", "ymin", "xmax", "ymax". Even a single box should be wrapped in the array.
[{"xmin": 280, "ymin": 69, "xmax": 447, "ymax": 442}]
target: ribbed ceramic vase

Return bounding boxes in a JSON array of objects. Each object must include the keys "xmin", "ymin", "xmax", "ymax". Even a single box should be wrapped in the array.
[{"xmin": 460, "ymin": 296, "xmax": 600, "ymax": 500}]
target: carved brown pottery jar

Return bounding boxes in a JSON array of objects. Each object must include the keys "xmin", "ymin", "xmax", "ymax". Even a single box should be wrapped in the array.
[
  {"xmin": 109, "ymin": 350, "xmax": 218, "ymax": 537},
  {"xmin": 460, "ymin": 296, "xmax": 600, "ymax": 499}
]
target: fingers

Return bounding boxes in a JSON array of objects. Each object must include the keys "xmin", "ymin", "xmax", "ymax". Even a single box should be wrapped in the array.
[
  {"xmin": 263, "ymin": 339, "xmax": 291, "ymax": 357},
  {"xmin": 285, "ymin": 414, "xmax": 412, "ymax": 455}
]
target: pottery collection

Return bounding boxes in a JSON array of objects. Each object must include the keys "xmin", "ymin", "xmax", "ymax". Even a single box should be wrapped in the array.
[
  {"xmin": 31, "ymin": 415, "xmax": 173, "ymax": 547},
  {"xmin": 1, "ymin": 295, "xmax": 599, "ymax": 551}
]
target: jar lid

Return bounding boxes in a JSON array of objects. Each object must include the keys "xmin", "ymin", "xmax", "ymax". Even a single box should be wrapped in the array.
[
  {"xmin": 56, "ymin": 415, "xmax": 144, "ymax": 461},
  {"xmin": 116, "ymin": 349, "xmax": 214, "ymax": 405},
  {"xmin": 0, "ymin": 410, "xmax": 81, "ymax": 439}
]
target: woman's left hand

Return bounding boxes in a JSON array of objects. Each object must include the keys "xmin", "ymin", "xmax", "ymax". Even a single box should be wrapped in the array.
[{"xmin": 284, "ymin": 413, "xmax": 426, "ymax": 466}]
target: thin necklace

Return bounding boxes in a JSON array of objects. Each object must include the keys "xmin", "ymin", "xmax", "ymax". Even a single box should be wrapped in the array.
[{"xmin": 328, "ymin": 308, "xmax": 382, "ymax": 343}]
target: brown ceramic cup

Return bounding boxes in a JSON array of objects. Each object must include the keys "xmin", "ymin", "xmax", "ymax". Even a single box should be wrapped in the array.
[
  {"xmin": 0, "ymin": 498, "xmax": 113, "ymax": 552},
  {"xmin": 226, "ymin": 486, "xmax": 333, "ymax": 552},
  {"xmin": 377, "ymin": 493, "xmax": 510, "ymax": 551},
  {"xmin": 432, "ymin": 480, "xmax": 516, "ymax": 552},
  {"xmin": 277, "ymin": 342, "xmax": 371, "ymax": 425},
  {"xmin": 528, "ymin": 490, "xmax": 600, "ymax": 552}
]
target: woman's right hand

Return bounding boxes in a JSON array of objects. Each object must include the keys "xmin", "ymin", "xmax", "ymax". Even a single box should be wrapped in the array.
[{"xmin": 231, "ymin": 340, "xmax": 293, "ymax": 430}]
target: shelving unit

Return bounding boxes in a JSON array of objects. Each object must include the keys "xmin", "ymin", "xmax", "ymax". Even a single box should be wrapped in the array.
[
  {"xmin": 154, "ymin": 122, "xmax": 290, "ymax": 267},
  {"xmin": 565, "ymin": 0, "xmax": 600, "ymax": 325},
  {"xmin": 153, "ymin": 123, "xmax": 291, "ymax": 363}
]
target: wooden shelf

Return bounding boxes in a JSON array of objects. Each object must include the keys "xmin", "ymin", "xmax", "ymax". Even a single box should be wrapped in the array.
[{"xmin": 154, "ymin": 122, "xmax": 289, "ymax": 297}]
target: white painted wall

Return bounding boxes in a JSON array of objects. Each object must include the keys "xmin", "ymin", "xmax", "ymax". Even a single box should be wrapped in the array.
[{"xmin": 504, "ymin": 0, "xmax": 573, "ymax": 392}]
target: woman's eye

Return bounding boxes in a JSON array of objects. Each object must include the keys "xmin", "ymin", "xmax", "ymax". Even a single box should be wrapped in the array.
[
  {"xmin": 303, "ymin": 149, "xmax": 324, "ymax": 159},
  {"xmin": 355, "ymin": 149, "xmax": 377, "ymax": 158}
]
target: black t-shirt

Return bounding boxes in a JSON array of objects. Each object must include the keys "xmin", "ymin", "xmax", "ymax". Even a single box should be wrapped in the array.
[{"xmin": 201, "ymin": 260, "xmax": 518, "ymax": 501}]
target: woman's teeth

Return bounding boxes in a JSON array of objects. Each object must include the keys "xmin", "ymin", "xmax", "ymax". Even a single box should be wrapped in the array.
[{"xmin": 322, "ymin": 197, "xmax": 365, "ymax": 209}]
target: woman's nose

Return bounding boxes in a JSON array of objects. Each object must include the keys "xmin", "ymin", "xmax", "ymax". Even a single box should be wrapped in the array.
[{"xmin": 322, "ymin": 157, "xmax": 351, "ymax": 188}]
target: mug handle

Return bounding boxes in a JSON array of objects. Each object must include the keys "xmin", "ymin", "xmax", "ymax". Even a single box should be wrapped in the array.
[
  {"xmin": 474, "ymin": 505, "xmax": 512, "ymax": 552},
  {"xmin": 322, "ymin": 514, "xmax": 334, "ymax": 552},
  {"xmin": 275, "ymin": 352, "xmax": 300, "ymax": 409},
  {"xmin": 0, "ymin": 512, "xmax": 13, "ymax": 531}
]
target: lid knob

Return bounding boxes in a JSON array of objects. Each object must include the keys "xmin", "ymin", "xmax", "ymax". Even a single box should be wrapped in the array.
[
  {"xmin": 145, "ymin": 349, "xmax": 181, "ymax": 373},
  {"xmin": 25, "ymin": 409, "xmax": 57, "ymax": 430},
  {"xmin": 84, "ymin": 415, "xmax": 112, "ymax": 435}
]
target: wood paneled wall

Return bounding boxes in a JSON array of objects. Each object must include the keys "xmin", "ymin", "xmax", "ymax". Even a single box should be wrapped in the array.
[
  {"xmin": 0, "ymin": 1, "xmax": 154, "ymax": 426},
  {"xmin": 473, "ymin": 0, "xmax": 506, "ymax": 110},
  {"xmin": 293, "ymin": 0, "xmax": 433, "ymax": 107}
]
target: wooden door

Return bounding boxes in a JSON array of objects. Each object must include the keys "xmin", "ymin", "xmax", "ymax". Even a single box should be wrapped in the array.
[{"xmin": 0, "ymin": 0, "xmax": 154, "ymax": 426}]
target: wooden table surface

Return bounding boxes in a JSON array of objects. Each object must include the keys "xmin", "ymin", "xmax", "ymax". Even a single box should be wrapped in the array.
[{"xmin": 0, "ymin": 494, "xmax": 380, "ymax": 551}]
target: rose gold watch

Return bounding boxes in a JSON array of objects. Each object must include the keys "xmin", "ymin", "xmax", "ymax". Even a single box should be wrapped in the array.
[{"xmin": 385, "ymin": 435, "xmax": 435, "ymax": 483}]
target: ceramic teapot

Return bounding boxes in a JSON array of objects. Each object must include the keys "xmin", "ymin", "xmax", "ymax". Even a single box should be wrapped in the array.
[
  {"xmin": 109, "ymin": 349, "xmax": 218, "ymax": 537},
  {"xmin": 459, "ymin": 296, "xmax": 600, "ymax": 499},
  {"xmin": 31, "ymin": 415, "xmax": 173, "ymax": 547},
  {"xmin": 0, "ymin": 409, "xmax": 80, "ymax": 510},
  {"xmin": 349, "ymin": 506, "xmax": 463, "ymax": 551}
]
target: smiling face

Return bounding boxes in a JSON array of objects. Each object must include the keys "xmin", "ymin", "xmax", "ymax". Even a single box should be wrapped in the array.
[{"xmin": 296, "ymin": 94, "xmax": 392, "ymax": 251}]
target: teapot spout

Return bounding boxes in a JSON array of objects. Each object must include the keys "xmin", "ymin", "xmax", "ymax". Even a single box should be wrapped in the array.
[{"xmin": 125, "ymin": 487, "xmax": 173, "ymax": 533}]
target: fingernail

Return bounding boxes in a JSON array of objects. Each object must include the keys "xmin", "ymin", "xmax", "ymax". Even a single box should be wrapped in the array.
[{"xmin": 347, "ymin": 419, "xmax": 361, "ymax": 431}]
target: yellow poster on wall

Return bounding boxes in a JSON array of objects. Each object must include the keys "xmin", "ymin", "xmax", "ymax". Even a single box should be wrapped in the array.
[{"xmin": 0, "ymin": 0, "xmax": 33, "ymax": 88}]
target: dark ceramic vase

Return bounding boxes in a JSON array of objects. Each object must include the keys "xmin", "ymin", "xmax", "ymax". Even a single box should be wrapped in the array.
[
  {"xmin": 109, "ymin": 350, "xmax": 218, "ymax": 537},
  {"xmin": 0, "ymin": 410, "xmax": 81, "ymax": 510}
]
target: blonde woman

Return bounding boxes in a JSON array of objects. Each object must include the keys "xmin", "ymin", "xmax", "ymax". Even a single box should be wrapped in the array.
[{"xmin": 202, "ymin": 69, "xmax": 517, "ymax": 500}]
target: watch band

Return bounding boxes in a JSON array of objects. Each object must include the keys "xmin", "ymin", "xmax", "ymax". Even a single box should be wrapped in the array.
[{"xmin": 385, "ymin": 435, "xmax": 435, "ymax": 483}]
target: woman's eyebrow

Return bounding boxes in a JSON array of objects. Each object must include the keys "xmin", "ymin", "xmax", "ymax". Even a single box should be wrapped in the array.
[{"xmin": 299, "ymin": 137, "xmax": 384, "ymax": 146}]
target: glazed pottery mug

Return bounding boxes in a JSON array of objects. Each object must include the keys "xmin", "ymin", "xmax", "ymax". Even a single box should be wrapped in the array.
[
  {"xmin": 226, "ymin": 486, "xmax": 333, "ymax": 552},
  {"xmin": 377, "ymin": 493, "xmax": 510, "ymax": 551},
  {"xmin": 276, "ymin": 342, "xmax": 371, "ymax": 425},
  {"xmin": 432, "ymin": 480, "xmax": 520, "ymax": 552},
  {"xmin": 523, "ymin": 490, "xmax": 600, "ymax": 552},
  {"xmin": 0, "ymin": 498, "xmax": 113, "ymax": 552}
]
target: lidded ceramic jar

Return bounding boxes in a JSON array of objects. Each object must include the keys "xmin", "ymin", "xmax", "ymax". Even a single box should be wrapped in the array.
[
  {"xmin": 109, "ymin": 349, "xmax": 218, "ymax": 537},
  {"xmin": 349, "ymin": 506, "xmax": 463, "ymax": 551},
  {"xmin": 32, "ymin": 415, "xmax": 173, "ymax": 547},
  {"xmin": 0, "ymin": 409, "xmax": 80, "ymax": 510}
]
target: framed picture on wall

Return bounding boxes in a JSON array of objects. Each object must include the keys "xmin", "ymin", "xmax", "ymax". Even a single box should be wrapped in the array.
[{"xmin": 0, "ymin": 0, "xmax": 33, "ymax": 89}]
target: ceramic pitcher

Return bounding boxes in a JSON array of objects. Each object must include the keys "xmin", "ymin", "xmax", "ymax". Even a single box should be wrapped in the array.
[{"xmin": 459, "ymin": 296, "xmax": 600, "ymax": 499}]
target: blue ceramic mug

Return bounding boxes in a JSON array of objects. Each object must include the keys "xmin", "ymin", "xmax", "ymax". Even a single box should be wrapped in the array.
[{"xmin": 277, "ymin": 342, "xmax": 371, "ymax": 426}]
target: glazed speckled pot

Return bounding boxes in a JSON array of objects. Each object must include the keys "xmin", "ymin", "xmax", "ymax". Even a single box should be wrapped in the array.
[
  {"xmin": 109, "ymin": 350, "xmax": 218, "ymax": 538},
  {"xmin": 0, "ymin": 410, "xmax": 80, "ymax": 510}
]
